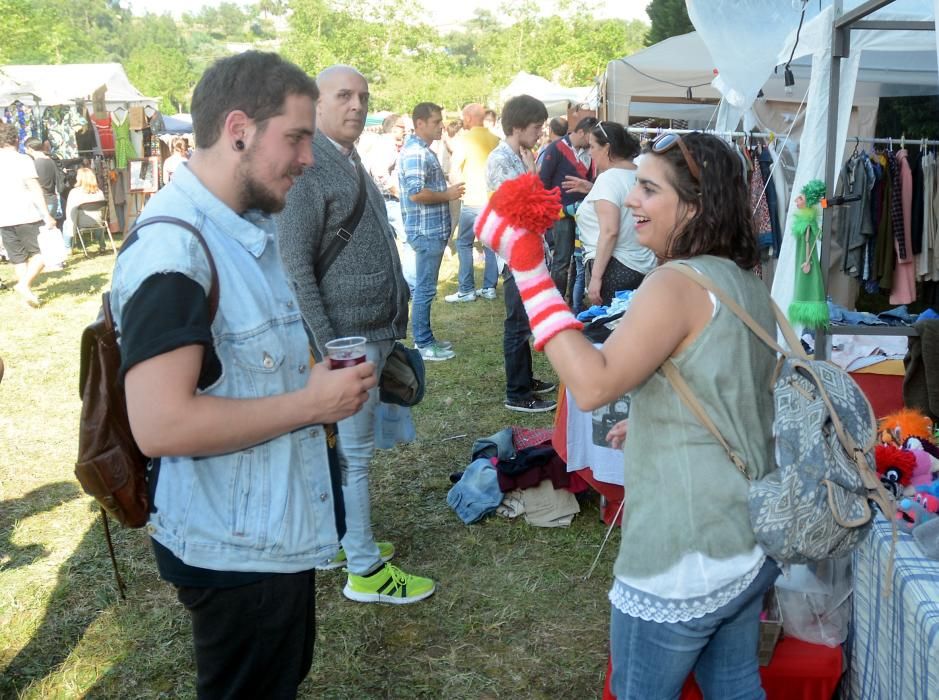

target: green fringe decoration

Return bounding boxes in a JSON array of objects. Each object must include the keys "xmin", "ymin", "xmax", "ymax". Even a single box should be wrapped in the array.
[{"xmin": 789, "ymin": 300, "xmax": 830, "ymax": 329}]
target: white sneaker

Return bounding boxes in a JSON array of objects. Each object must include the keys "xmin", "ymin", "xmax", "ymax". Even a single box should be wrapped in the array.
[
  {"xmin": 477, "ymin": 287, "xmax": 497, "ymax": 300},
  {"xmin": 418, "ymin": 342, "xmax": 456, "ymax": 361},
  {"xmin": 444, "ymin": 290, "xmax": 477, "ymax": 303}
]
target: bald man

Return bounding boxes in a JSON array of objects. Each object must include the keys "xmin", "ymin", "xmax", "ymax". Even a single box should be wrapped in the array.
[
  {"xmin": 447, "ymin": 103, "xmax": 500, "ymax": 302},
  {"xmin": 277, "ymin": 65, "xmax": 435, "ymax": 605}
]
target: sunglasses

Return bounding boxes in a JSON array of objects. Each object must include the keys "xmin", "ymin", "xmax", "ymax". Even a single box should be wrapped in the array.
[
  {"xmin": 651, "ymin": 133, "xmax": 701, "ymax": 183},
  {"xmin": 596, "ymin": 121, "xmax": 609, "ymax": 141}
]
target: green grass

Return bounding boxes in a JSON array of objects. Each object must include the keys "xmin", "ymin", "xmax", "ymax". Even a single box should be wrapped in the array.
[{"xmin": 0, "ymin": 248, "xmax": 618, "ymax": 699}]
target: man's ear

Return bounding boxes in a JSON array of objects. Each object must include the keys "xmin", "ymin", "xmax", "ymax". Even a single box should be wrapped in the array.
[{"xmin": 223, "ymin": 110, "xmax": 254, "ymax": 149}]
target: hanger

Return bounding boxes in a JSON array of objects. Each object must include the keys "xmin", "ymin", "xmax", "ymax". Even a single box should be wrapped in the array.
[
  {"xmin": 851, "ymin": 136, "xmax": 859, "ymax": 157},
  {"xmin": 111, "ymin": 105, "xmax": 127, "ymax": 125},
  {"xmin": 900, "ymin": 133, "xmax": 906, "ymax": 150}
]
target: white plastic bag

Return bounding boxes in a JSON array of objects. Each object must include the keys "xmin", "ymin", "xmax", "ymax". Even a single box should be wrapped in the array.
[
  {"xmin": 37, "ymin": 225, "xmax": 67, "ymax": 268},
  {"xmin": 774, "ymin": 555, "xmax": 853, "ymax": 647}
]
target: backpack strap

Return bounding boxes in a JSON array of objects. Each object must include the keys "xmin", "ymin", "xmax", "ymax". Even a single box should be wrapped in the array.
[
  {"xmin": 660, "ymin": 261, "xmax": 808, "ymax": 361},
  {"xmin": 122, "ymin": 216, "xmax": 219, "ymax": 321},
  {"xmin": 660, "ymin": 359, "xmax": 751, "ymax": 481}
]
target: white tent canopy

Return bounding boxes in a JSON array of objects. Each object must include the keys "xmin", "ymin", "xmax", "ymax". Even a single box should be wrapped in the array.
[
  {"xmin": 1, "ymin": 63, "xmax": 156, "ymax": 109},
  {"xmin": 500, "ymin": 72, "xmax": 595, "ymax": 117}
]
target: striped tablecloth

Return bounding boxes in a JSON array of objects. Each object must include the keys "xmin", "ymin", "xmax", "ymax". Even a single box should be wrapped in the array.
[{"xmin": 849, "ymin": 516, "xmax": 939, "ymax": 699}]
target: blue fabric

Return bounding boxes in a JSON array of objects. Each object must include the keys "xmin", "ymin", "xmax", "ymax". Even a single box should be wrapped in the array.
[
  {"xmin": 472, "ymin": 427, "xmax": 516, "ymax": 462},
  {"xmin": 398, "ymin": 134, "xmax": 451, "ymax": 241},
  {"xmin": 877, "ymin": 305, "xmax": 918, "ymax": 326},
  {"xmin": 409, "ymin": 233, "xmax": 448, "ymax": 346},
  {"xmin": 609, "ymin": 559, "xmax": 779, "ymax": 700},
  {"xmin": 850, "ymin": 516, "xmax": 939, "ymax": 699},
  {"xmin": 457, "ymin": 204, "xmax": 497, "ymax": 293},
  {"xmin": 918, "ymin": 307, "xmax": 939, "ymax": 321},
  {"xmin": 110, "ymin": 164, "xmax": 340, "ymax": 573},
  {"xmin": 828, "ymin": 301, "xmax": 887, "ymax": 326},
  {"xmin": 446, "ymin": 457, "xmax": 504, "ymax": 524}
]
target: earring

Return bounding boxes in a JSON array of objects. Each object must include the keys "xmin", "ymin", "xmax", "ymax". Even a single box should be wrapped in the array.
[{"xmin": 235, "ymin": 140, "xmax": 245, "ymax": 151}]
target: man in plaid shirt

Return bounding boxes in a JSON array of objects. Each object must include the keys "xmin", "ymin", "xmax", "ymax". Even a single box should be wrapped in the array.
[{"xmin": 398, "ymin": 102, "xmax": 464, "ymax": 361}]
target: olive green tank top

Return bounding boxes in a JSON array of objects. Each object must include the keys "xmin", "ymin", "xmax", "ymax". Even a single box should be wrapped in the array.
[{"xmin": 613, "ymin": 256, "xmax": 776, "ymax": 580}]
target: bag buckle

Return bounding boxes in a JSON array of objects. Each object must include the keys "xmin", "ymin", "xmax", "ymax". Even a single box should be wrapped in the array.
[{"xmin": 336, "ymin": 227, "xmax": 352, "ymax": 242}]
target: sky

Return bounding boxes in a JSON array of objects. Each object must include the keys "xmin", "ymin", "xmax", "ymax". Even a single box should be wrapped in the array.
[{"xmin": 126, "ymin": 0, "xmax": 651, "ymax": 29}]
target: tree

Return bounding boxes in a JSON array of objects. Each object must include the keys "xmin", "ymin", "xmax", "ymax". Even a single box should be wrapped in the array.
[{"xmin": 645, "ymin": 0, "xmax": 693, "ymax": 46}]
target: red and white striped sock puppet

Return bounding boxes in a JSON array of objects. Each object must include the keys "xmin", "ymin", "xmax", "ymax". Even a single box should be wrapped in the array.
[{"xmin": 475, "ymin": 173, "xmax": 583, "ymax": 350}]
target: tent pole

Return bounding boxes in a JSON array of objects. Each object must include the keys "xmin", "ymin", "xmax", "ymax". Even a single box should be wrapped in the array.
[{"xmin": 817, "ymin": 0, "xmax": 847, "ymax": 361}]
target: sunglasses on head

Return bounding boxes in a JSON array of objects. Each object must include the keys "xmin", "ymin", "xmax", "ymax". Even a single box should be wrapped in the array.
[
  {"xmin": 596, "ymin": 121, "xmax": 609, "ymax": 141},
  {"xmin": 651, "ymin": 133, "xmax": 701, "ymax": 183}
]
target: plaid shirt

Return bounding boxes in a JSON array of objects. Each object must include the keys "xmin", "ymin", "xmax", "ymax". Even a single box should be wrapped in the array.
[{"xmin": 398, "ymin": 134, "xmax": 451, "ymax": 241}]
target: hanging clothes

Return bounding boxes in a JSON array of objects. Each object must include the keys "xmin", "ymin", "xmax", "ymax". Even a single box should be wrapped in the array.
[
  {"xmin": 112, "ymin": 116, "xmax": 137, "ymax": 169},
  {"xmin": 891, "ymin": 149, "xmax": 916, "ymax": 305},
  {"xmin": 758, "ymin": 148, "xmax": 782, "ymax": 255},
  {"xmin": 92, "ymin": 115, "xmax": 115, "ymax": 154}
]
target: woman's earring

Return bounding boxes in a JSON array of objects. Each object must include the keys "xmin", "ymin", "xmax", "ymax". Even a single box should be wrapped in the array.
[{"xmin": 235, "ymin": 140, "xmax": 245, "ymax": 151}]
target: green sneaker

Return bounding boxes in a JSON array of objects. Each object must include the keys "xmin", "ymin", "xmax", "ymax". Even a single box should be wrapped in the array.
[
  {"xmin": 319, "ymin": 541, "xmax": 395, "ymax": 571},
  {"xmin": 343, "ymin": 563, "xmax": 436, "ymax": 604}
]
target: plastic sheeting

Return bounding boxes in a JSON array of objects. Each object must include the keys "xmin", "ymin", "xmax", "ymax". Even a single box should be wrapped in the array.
[{"xmin": 687, "ymin": 0, "xmax": 808, "ymax": 132}]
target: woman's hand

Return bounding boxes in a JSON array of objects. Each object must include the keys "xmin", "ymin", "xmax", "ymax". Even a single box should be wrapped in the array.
[
  {"xmin": 588, "ymin": 276, "xmax": 603, "ymax": 306},
  {"xmin": 606, "ymin": 419, "xmax": 628, "ymax": 449}
]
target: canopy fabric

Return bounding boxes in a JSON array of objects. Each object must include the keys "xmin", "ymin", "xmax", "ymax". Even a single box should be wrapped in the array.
[
  {"xmin": 1, "ymin": 63, "xmax": 156, "ymax": 109},
  {"xmin": 160, "ymin": 113, "xmax": 193, "ymax": 135},
  {"xmin": 500, "ymin": 72, "xmax": 595, "ymax": 116}
]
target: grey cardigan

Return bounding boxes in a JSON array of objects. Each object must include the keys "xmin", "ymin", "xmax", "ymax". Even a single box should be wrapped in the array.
[{"xmin": 276, "ymin": 130, "xmax": 409, "ymax": 356}]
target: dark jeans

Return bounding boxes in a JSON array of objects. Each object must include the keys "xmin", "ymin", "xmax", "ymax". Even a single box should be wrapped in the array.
[
  {"xmin": 549, "ymin": 216, "xmax": 576, "ymax": 301},
  {"xmin": 177, "ymin": 570, "xmax": 317, "ymax": 699},
  {"xmin": 503, "ymin": 272, "xmax": 533, "ymax": 401}
]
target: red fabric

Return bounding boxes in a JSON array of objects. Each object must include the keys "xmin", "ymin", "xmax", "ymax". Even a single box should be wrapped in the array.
[
  {"xmin": 605, "ymin": 637, "xmax": 842, "ymax": 700},
  {"xmin": 92, "ymin": 116, "xmax": 114, "ymax": 153},
  {"xmin": 512, "ymin": 427, "xmax": 554, "ymax": 452},
  {"xmin": 850, "ymin": 372, "xmax": 904, "ymax": 419}
]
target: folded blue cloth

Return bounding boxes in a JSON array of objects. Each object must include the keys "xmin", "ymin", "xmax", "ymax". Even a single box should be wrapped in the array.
[
  {"xmin": 828, "ymin": 301, "xmax": 886, "ymax": 326},
  {"xmin": 878, "ymin": 305, "xmax": 918, "ymax": 326},
  {"xmin": 447, "ymin": 458, "xmax": 503, "ymax": 525},
  {"xmin": 918, "ymin": 307, "xmax": 939, "ymax": 322}
]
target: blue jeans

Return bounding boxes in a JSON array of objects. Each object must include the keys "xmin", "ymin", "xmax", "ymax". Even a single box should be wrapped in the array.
[
  {"xmin": 409, "ymin": 234, "xmax": 448, "ymax": 347},
  {"xmin": 335, "ymin": 339, "xmax": 394, "ymax": 575},
  {"xmin": 609, "ymin": 558, "xmax": 779, "ymax": 700},
  {"xmin": 571, "ymin": 247, "xmax": 585, "ymax": 315},
  {"xmin": 457, "ymin": 205, "xmax": 498, "ymax": 294}
]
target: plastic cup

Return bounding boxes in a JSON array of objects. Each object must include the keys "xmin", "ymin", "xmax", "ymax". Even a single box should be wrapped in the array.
[{"xmin": 324, "ymin": 336, "xmax": 367, "ymax": 369}]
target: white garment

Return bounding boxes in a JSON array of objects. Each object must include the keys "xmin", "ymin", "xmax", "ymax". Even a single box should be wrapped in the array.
[
  {"xmin": 576, "ymin": 168, "xmax": 655, "ymax": 274},
  {"xmin": 63, "ymin": 187, "xmax": 106, "ymax": 240},
  {"xmin": 0, "ymin": 148, "xmax": 44, "ymax": 226},
  {"xmin": 564, "ymin": 388, "xmax": 627, "ymax": 486},
  {"xmin": 162, "ymin": 153, "xmax": 187, "ymax": 186}
]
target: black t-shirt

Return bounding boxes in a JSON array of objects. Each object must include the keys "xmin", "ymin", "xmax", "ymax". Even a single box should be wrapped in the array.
[
  {"xmin": 121, "ymin": 272, "xmax": 264, "ymax": 587},
  {"xmin": 32, "ymin": 156, "xmax": 59, "ymax": 199},
  {"xmin": 122, "ymin": 270, "xmax": 346, "ymax": 587}
]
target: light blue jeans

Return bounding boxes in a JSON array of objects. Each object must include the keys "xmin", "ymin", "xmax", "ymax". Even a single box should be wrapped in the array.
[
  {"xmin": 335, "ymin": 339, "xmax": 395, "ymax": 575},
  {"xmin": 609, "ymin": 558, "xmax": 779, "ymax": 700},
  {"xmin": 457, "ymin": 205, "xmax": 498, "ymax": 294},
  {"xmin": 408, "ymin": 234, "xmax": 448, "ymax": 347}
]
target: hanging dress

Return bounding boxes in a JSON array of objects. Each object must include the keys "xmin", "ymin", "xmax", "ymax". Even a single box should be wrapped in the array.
[
  {"xmin": 890, "ymin": 149, "xmax": 916, "ymax": 305},
  {"xmin": 112, "ymin": 116, "xmax": 137, "ymax": 169}
]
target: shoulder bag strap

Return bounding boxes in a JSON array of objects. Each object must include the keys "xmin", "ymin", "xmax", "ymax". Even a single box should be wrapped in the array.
[
  {"xmin": 660, "ymin": 359, "xmax": 751, "ymax": 481},
  {"xmin": 314, "ymin": 161, "xmax": 368, "ymax": 283},
  {"xmin": 659, "ymin": 261, "xmax": 808, "ymax": 361},
  {"xmin": 121, "ymin": 215, "xmax": 219, "ymax": 321}
]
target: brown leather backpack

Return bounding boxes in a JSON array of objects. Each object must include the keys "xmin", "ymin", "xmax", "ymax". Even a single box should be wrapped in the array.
[{"xmin": 74, "ymin": 216, "xmax": 217, "ymax": 595}]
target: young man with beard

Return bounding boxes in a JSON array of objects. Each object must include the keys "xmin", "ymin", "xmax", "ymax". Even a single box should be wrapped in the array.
[
  {"xmin": 485, "ymin": 94, "xmax": 557, "ymax": 413},
  {"xmin": 109, "ymin": 52, "xmax": 377, "ymax": 698},
  {"xmin": 277, "ymin": 65, "xmax": 435, "ymax": 604}
]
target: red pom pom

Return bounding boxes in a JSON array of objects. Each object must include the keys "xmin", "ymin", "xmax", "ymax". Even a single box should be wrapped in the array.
[
  {"xmin": 488, "ymin": 173, "xmax": 561, "ymax": 235},
  {"xmin": 875, "ymin": 443, "xmax": 916, "ymax": 483}
]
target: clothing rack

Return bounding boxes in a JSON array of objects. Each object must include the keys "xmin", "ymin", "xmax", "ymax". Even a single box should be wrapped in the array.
[
  {"xmin": 625, "ymin": 126, "xmax": 781, "ymax": 142},
  {"xmin": 848, "ymin": 135, "xmax": 939, "ymax": 148},
  {"xmin": 817, "ymin": 0, "xmax": 932, "ymax": 357}
]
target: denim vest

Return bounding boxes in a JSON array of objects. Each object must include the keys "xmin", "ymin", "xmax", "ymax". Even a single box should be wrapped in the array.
[{"xmin": 110, "ymin": 164, "xmax": 340, "ymax": 573}]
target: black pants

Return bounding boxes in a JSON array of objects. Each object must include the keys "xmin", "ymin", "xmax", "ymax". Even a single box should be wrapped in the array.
[
  {"xmin": 549, "ymin": 217, "xmax": 576, "ymax": 301},
  {"xmin": 586, "ymin": 257, "xmax": 646, "ymax": 306},
  {"xmin": 177, "ymin": 570, "xmax": 317, "ymax": 700},
  {"xmin": 503, "ymin": 272, "xmax": 533, "ymax": 401}
]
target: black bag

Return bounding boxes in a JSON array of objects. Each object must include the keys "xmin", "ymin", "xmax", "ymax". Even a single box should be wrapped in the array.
[
  {"xmin": 379, "ymin": 342, "xmax": 425, "ymax": 407},
  {"xmin": 74, "ymin": 216, "xmax": 217, "ymax": 596}
]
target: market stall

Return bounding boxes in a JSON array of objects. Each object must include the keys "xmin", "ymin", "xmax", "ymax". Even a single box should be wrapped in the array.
[{"xmin": 0, "ymin": 63, "xmax": 162, "ymax": 237}]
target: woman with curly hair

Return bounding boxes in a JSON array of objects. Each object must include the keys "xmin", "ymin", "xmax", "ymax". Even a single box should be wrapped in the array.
[{"xmin": 476, "ymin": 132, "xmax": 778, "ymax": 698}]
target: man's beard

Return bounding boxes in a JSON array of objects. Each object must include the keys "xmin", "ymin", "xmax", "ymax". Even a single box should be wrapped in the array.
[{"xmin": 236, "ymin": 144, "xmax": 297, "ymax": 214}]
